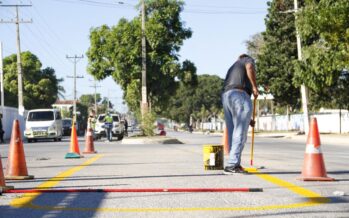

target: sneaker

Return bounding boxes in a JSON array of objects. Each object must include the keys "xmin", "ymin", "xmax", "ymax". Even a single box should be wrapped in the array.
[{"xmin": 223, "ymin": 165, "xmax": 248, "ymax": 175}]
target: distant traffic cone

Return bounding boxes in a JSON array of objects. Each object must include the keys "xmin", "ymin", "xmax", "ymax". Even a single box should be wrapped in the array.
[
  {"xmin": 0, "ymin": 154, "xmax": 14, "ymax": 191},
  {"xmin": 65, "ymin": 122, "xmax": 82, "ymax": 159},
  {"xmin": 83, "ymin": 128, "xmax": 97, "ymax": 154},
  {"xmin": 222, "ymin": 127, "xmax": 229, "ymax": 155},
  {"xmin": 298, "ymin": 118, "xmax": 334, "ymax": 181},
  {"xmin": 5, "ymin": 120, "xmax": 34, "ymax": 180}
]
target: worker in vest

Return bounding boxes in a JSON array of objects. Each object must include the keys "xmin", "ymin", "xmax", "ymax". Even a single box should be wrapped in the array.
[
  {"xmin": 87, "ymin": 110, "xmax": 96, "ymax": 138},
  {"xmin": 103, "ymin": 112, "xmax": 113, "ymax": 142}
]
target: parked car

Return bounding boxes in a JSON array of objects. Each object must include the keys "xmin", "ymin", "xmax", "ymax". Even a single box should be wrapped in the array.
[
  {"xmin": 62, "ymin": 118, "xmax": 72, "ymax": 136},
  {"xmin": 94, "ymin": 113, "xmax": 125, "ymax": 140},
  {"xmin": 24, "ymin": 109, "xmax": 63, "ymax": 142}
]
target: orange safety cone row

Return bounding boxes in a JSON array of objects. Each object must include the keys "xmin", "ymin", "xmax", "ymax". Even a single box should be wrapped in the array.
[
  {"xmin": 83, "ymin": 128, "xmax": 97, "ymax": 154},
  {"xmin": 298, "ymin": 118, "xmax": 335, "ymax": 181},
  {"xmin": 5, "ymin": 120, "xmax": 34, "ymax": 180},
  {"xmin": 222, "ymin": 127, "xmax": 229, "ymax": 155},
  {"xmin": 65, "ymin": 122, "xmax": 82, "ymax": 159},
  {"xmin": 1, "ymin": 154, "xmax": 14, "ymax": 191}
]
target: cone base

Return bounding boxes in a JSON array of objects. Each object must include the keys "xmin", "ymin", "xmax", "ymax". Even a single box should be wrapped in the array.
[
  {"xmin": 0, "ymin": 185, "xmax": 15, "ymax": 192},
  {"xmin": 298, "ymin": 176, "xmax": 335, "ymax": 181},
  {"xmin": 65, "ymin": 153, "xmax": 82, "ymax": 159},
  {"xmin": 5, "ymin": 175, "xmax": 34, "ymax": 180},
  {"xmin": 83, "ymin": 151, "xmax": 97, "ymax": 154}
]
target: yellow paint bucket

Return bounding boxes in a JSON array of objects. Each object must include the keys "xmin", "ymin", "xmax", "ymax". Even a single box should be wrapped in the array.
[{"xmin": 203, "ymin": 145, "xmax": 224, "ymax": 170}]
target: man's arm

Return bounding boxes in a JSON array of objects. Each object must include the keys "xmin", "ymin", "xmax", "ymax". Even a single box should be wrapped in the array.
[{"xmin": 246, "ymin": 63, "xmax": 259, "ymax": 98}]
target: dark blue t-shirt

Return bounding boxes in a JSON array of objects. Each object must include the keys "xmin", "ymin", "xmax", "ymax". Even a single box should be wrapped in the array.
[{"xmin": 223, "ymin": 57, "xmax": 255, "ymax": 95}]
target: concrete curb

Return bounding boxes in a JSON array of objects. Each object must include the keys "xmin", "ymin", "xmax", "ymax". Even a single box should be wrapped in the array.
[{"xmin": 121, "ymin": 136, "xmax": 183, "ymax": 144}]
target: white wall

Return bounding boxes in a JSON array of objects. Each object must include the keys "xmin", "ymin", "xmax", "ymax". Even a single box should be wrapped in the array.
[
  {"xmin": 1, "ymin": 106, "xmax": 26, "ymax": 140},
  {"xmin": 201, "ymin": 112, "xmax": 349, "ymax": 134},
  {"xmin": 253, "ymin": 112, "xmax": 349, "ymax": 133}
]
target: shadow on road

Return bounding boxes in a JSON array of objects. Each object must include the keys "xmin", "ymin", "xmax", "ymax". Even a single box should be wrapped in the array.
[{"xmin": 1, "ymin": 192, "xmax": 106, "ymax": 218}]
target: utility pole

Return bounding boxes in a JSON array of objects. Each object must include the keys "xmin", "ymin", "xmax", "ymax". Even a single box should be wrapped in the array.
[
  {"xmin": 107, "ymin": 90, "xmax": 110, "ymax": 112},
  {"xmin": 90, "ymin": 79, "xmax": 101, "ymax": 114},
  {"xmin": 294, "ymin": 0, "xmax": 310, "ymax": 134},
  {"xmin": 0, "ymin": 3, "xmax": 32, "ymax": 116},
  {"xmin": 0, "ymin": 42, "xmax": 4, "ymax": 113},
  {"xmin": 141, "ymin": 0, "xmax": 148, "ymax": 117},
  {"xmin": 66, "ymin": 55, "xmax": 84, "ymax": 122}
]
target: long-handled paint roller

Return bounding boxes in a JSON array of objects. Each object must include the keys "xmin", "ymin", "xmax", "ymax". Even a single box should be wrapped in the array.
[{"xmin": 250, "ymin": 96, "xmax": 257, "ymax": 166}]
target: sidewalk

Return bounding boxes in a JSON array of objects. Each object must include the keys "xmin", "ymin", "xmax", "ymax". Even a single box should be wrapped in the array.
[
  {"xmin": 251, "ymin": 131, "xmax": 348, "ymax": 146},
  {"xmin": 121, "ymin": 136, "xmax": 183, "ymax": 144},
  {"xmin": 193, "ymin": 130, "xmax": 348, "ymax": 146}
]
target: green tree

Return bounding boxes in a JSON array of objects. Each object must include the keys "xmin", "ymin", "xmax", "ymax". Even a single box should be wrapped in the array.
[
  {"xmin": 166, "ymin": 74, "xmax": 223, "ymax": 124},
  {"xmin": 295, "ymin": 0, "xmax": 349, "ymax": 109},
  {"xmin": 79, "ymin": 93, "xmax": 102, "ymax": 109},
  {"xmin": 245, "ymin": 32, "xmax": 265, "ymax": 60},
  {"xmin": 256, "ymin": 0, "xmax": 303, "ymax": 111},
  {"xmin": 166, "ymin": 82, "xmax": 196, "ymax": 123},
  {"xmin": 99, "ymin": 97, "xmax": 113, "ymax": 113},
  {"xmin": 86, "ymin": 0, "xmax": 196, "ymax": 114},
  {"xmin": 3, "ymin": 51, "xmax": 64, "ymax": 109}
]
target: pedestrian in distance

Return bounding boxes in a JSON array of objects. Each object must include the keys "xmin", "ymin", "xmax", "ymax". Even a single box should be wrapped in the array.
[
  {"xmin": 124, "ymin": 119, "xmax": 128, "ymax": 137},
  {"xmin": 87, "ymin": 110, "xmax": 96, "ymax": 130},
  {"xmin": 0, "ymin": 113, "xmax": 4, "ymax": 143},
  {"xmin": 87, "ymin": 110, "xmax": 97, "ymax": 138},
  {"xmin": 222, "ymin": 54, "xmax": 259, "ymax": 175},
  {"xmin": 103, "ymin": 112, "xmax": 113, "ymax": 142}
]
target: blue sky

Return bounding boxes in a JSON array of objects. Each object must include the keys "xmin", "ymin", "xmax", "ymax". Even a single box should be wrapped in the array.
[{"xmin": 0, "ymin": 0, "xmax": 268, "ymax": 113}]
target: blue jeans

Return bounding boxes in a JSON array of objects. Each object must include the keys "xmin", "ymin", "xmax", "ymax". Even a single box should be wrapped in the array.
[
  {"xmin": 105, "ymin": 127, "xmax": 112, "ymax": 141},
  {"xmin": 104, "ymin": 123, "xmax": 112, "ymax": 141},
  {"xmin": 222, "ymin": 90, "xmax": 252, "ymax": 167}
]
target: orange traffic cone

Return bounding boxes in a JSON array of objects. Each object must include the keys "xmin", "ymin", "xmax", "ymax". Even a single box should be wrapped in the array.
[
  {"xmin": 298, "ymin": 118, "xmax": 334, "ymax": 181},
  {"xmin": 65, "ymin": 122, "xmax": 82, "ymax": 159},
  {"xmin": 1, "ymin": 154, "xmax": 14, "ymax": 191},
  {"xmin": 222, "ymin": 127, "xmax": 229, "ymax": 155},
  {"xmin": 83, "ymin": 128, "xmax": 97, "ymax": 154},
  {"xmin": 5, "ymin": 120, "xmax": 34, "ymax": 180}
]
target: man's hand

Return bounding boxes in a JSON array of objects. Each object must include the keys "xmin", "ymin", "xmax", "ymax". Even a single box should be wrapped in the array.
[
  {"xmin": 249, "ymin": 119, "xmax": 256, "ymax": 127},
  {"xmin": 252, "ymin": 87, "xmax": 259, "ymax": 98}
]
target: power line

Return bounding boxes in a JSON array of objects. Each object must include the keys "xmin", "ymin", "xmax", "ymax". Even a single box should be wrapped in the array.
[
  {"xmin": 183, "ymin": 9, "xmax": 266, "ymax": 15},
  {"xmin": 22, "ymin": 25, "xmax": 69, "ymax": 68},
  {"xmin": 185, "ymin": 4, "xmax": 265, "ymax": 10},
  {"xmin": 47, "ymin": 0, "xmax": 265, "ymax": 14},
  {"xmin": 49, "ymin": 0, "xmax": 134, "ymax": 8},
  {"xmin": 32, "ymin": 5, "xmax": 75, "ymax": 54},
  {"xmin": 20, "ymin": 5, "xmax": 76, "ymax": 80}
]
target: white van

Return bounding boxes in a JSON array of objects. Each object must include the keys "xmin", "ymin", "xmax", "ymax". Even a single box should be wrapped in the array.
[{"xmin": 24, "ymin": 109, "xmax": 63, "ymax": 142}]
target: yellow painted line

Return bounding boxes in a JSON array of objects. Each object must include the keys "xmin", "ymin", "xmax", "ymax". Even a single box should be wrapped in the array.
[
  {"xmin": 245, "ymin": 168, "xmax": 329, "ymax": 201},
  {"xmin": 9, "ymin": 157, "xmax": 331, "ymax": 212},
  {"xmin": 10, "ymin": 154, "xmax": 104, "ymax": 208}
]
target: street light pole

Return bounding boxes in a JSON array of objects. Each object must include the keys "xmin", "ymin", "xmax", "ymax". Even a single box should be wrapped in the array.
[
  {"xmin": 294, "ymin": 0, "xmax": 310, "ymax": 134},
  {"xmin": 141, "ymin": 0, "xmax": 148, "ymax": 117}
]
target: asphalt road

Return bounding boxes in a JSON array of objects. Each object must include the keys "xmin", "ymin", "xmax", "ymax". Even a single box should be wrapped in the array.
[{"xmin": 0, "ymin": 130, "xmax": 348, "ymax": 218}]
